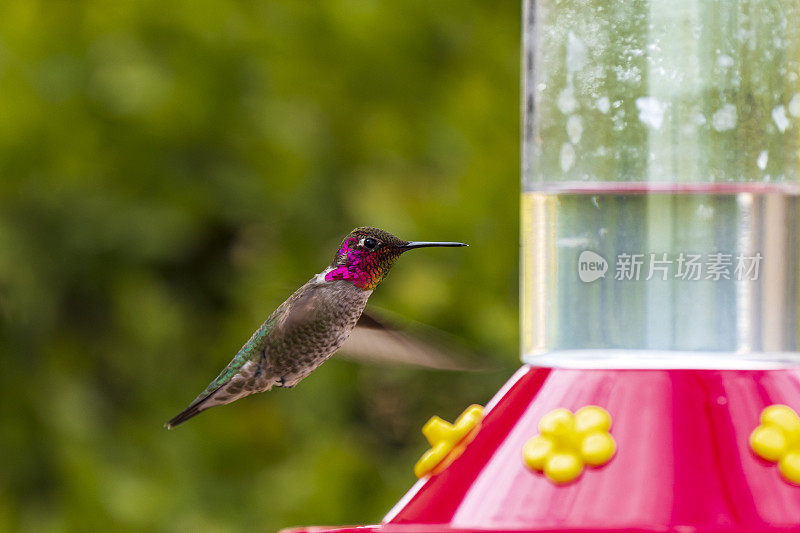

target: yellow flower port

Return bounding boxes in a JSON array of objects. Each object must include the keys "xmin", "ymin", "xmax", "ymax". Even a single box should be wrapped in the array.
[
  {"xmin": 414, "ymin": 405, "xmax": 484, "ymax": 478},
  {"xmin": 750, "ymin": 404, "xmax": 800, "ymax": 484},
  {"xmin": 523, "ymin": 406, "xmax": 616, "ymax": 484}
]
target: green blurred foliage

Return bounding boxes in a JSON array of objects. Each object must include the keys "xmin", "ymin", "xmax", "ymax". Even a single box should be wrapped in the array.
[{"xmin": 0, "ymin": 1, "xmax": 519, "ymax": 531}]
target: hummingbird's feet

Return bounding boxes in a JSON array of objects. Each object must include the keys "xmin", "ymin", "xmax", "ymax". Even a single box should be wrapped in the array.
[{"xmin": 276, "ymin": 376, "xmax": 293, "ymax": 388}]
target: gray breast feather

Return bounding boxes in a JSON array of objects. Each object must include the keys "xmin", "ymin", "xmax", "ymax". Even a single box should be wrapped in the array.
[{"xmin": 261, "ymin": 279, "xmax": 371, "ymax": 386}]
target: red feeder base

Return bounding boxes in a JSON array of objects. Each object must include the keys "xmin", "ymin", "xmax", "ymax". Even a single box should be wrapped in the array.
[{"xmin": 285, "ymin": 366, "xmax": 800, "ymax": 533}]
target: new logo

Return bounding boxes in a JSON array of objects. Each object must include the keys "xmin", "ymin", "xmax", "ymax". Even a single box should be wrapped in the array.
[{"xmin": 578, "ymin": 250, "xmax": 608, "ymax": 282}]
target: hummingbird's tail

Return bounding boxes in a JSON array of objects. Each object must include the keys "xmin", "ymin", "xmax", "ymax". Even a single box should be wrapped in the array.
[
  {"xmin": 165, "ymin": 385, "xmax": 224, "ymax": 429},
  {"xmin": 166, "ymin": 355, "xmax": 274, "ymax": 429}
]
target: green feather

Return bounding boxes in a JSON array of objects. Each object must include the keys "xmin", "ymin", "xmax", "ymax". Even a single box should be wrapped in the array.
[{"xmin": 200, "ymin": 316, "xmax": 275, "ymax": 396}]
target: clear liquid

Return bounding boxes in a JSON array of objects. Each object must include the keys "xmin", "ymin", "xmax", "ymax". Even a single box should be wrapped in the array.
[{"xmin": 521, "ymin": 184, "xmax": 800, "ymax": 369}]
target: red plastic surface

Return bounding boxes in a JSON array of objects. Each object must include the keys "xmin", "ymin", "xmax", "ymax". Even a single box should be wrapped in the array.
[{"xmin": 285, "ymin": 366, "xmax": 800, "ymax": 533}]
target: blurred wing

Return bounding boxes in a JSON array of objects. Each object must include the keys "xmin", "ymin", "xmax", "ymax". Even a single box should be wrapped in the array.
[{"xmin": 338, "ymin": 309, "xmax": 483, "ymax": 371}]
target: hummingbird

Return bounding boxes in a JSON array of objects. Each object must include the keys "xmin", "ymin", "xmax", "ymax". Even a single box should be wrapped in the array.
[{"xmin": 166, "ymin": 226, "xmax": 467, "ymax": 428}]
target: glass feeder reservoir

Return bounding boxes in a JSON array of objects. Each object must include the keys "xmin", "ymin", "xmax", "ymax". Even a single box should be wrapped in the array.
[{"xmin": 522, "ymin": 1, "xmax": 800, "ymax": 368}]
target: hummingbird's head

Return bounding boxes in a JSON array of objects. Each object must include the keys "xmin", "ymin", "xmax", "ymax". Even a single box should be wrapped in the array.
[{"xmin": 324, "ymin": 227, "xmax": 467, "ymax": 290}]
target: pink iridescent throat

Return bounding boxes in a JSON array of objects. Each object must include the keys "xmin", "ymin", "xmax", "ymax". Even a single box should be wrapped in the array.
[{"xmin": 324, "ymin": 238, "xmax": 384, "ymax": 290}]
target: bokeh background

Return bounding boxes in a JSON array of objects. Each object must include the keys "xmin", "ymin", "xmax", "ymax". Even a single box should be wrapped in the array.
[{"xmin": 0, "ymin": 1, "xmax": 519, "ymax": 531}]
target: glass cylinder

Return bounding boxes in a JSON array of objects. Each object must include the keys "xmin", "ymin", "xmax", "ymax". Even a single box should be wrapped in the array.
[{"xmin": 521, "ymin": 0, "xmax": 800, "ymax": 368}]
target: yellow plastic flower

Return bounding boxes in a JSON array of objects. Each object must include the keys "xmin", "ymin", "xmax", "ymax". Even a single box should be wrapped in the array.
[
  {"xmin": 414, "ymin": 404, "xmax": 484, "ymax": 478},
  {"xmin": 750, "ymin": 404, "xmax": 800, "ymax": 484},
  {"xmin": 523, "ymin": 406, "xmax": 616, "ymax": 483}
]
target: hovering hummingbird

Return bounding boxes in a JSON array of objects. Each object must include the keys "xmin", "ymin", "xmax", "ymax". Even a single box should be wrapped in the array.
[{"xmin": 166, "ymin": 226, "xmax": 467, "ymax": 428}]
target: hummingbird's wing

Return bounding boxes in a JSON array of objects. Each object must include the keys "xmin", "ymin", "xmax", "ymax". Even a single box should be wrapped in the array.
[
  {"xmin": 338, "ymin": 309, "xmax": 482, "ymax": 371},
  {"xmin": 166, "ymin": 282, "xmax": 340, "ymax": 429},
  {"xmin": 165, "ymin": 317, "xmax": 275, "ymax": 429}
]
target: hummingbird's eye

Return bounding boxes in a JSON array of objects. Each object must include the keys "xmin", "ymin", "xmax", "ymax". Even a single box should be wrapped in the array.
[{"xmin": 363, "ymin": 237, "xmax": 378, "ymax": 250}]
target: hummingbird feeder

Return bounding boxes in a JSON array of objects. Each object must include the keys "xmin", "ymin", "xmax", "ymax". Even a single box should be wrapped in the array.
[{"xmin": 288, "ymin": 1, "xmax": 800, "ymax": 531}]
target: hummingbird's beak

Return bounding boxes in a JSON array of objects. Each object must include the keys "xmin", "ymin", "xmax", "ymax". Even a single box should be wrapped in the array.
[{"xmin": 401, "ymin": 241, "xmax": 468, "ymax": 251}]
